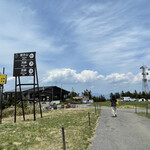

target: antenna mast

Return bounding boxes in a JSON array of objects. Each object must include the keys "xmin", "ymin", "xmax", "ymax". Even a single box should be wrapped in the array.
[{"xmin": 140, "ymin": 65, "xmax": 149, "ymax": 93}]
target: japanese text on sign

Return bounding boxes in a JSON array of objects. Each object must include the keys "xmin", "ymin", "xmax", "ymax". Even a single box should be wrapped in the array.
[{"xmin": 13, "ymin": 52, "xmax": 36, "ymax": 77}]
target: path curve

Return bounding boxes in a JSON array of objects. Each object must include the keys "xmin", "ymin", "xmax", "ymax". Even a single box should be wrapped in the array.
[{"xmin": 89, "ymin": 107, "xmax": 150, "ymax": 150}]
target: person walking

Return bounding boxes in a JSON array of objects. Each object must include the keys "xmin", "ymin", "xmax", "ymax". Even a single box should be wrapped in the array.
[{"xmin": 110, "ymin": 95, "xmax": 117, "ymax": 117}]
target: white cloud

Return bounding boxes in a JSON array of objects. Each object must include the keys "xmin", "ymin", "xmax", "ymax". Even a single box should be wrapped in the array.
[
  {"xmin": 7, "ymin": 76, "xmax": 14, "ymax": 81},
  {"xmin": 42, "ymin": 68, "xmax": 102, "ymax": 83},
  {"xmin": 105, "ymin": 72, "xmax": 142, "ymax": 84},
  {"xmin": 1, "ymin": 1, "xmax": 149, "ymax": 95},
  {"xmin": 42, "ymin": 68, "xmax": 141, "ymax": 85}
]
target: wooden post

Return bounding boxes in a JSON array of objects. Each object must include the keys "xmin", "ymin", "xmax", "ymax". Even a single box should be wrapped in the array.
[
  {"xmin": 146, "ymin": 104, "xmax": 148, "ymax": 116},
  {"xmin": 62, "ymin": 127, "xmax": 66, "ymax": 150},
  {"xmin": 33, "ymin": 74, "xmax": 36, "ymax": 121},
  {"xmin": 18, "ymin": 77, "xmax": 25, "ymax": 121},
  {"xmin": 95, "ymin": 105, "xmax": 97, "ymax": 115},
  {"xmin": 135, "ymin": 104, "xmax": 137, "ymax": 113},
  {"xmin": 88, "ymin": 112, "xmax": 91, "ymax": 127},
  {"xmin": 14, "ymin": 77, "xmax": 17, "ymax": 123},
  {"xmin": 35, "ymin": 63, "xmax": 42, "ymax": 118}
]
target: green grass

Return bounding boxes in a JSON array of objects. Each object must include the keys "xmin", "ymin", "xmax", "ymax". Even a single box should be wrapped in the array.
[
  {"xmin": 0, "ymin": 108, "xmax": 100, "ymax": 150},
  {"xmin": 92, "ymin": 101, "xmax": 150, "ymax": 109},
  {"xmin": 136, "ymin": 112, "xmax": 150, "ymax": 119}
]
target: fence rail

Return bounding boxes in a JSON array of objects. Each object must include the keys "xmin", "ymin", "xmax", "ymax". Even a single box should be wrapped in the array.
[{"xmin": 134, "ymin": 104, "xmax": 150, "ymax": 116}]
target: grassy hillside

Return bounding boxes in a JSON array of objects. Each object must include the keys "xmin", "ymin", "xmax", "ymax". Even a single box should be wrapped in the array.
[{"xmin": 0, "ymin": 108, "xmax": 100, "ymax": 150}]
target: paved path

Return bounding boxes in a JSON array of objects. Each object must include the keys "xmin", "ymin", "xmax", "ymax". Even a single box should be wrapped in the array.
[{"xmin": 89, "ymin": 107, "xmax": 150, "ymax": 150}]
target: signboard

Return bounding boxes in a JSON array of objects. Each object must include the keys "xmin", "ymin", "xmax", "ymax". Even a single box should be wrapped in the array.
[
  {"xmin": 0, "ymin": 74, "xmax": 7, "ymax": 84},
  {"xmin": 13, "ymin": 52, "xmax": 36, "ymax": 76}
]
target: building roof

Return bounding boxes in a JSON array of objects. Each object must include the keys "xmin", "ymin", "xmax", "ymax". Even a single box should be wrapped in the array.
[{"xmin": 5, "ymin": 86, "xmax": 70, "ymax": 93}]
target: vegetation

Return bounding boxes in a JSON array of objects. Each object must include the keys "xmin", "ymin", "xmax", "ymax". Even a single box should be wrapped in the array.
[
  {"xmin": 137, "ymin": 112, "xmax": 150, "ymax": 119},
  {"xmin": 92, "ymin": 95, "xmax": 106, "ymax": 102},
  {"xmin": 2, "ymin": 106, "xmax": 40, "ymax": 118},
  {"xmin": 69, "ymin": 88, "xmax": 79, "ymax": 100},
  {"xmin": 91, "ymin": 90, "xmax": 150, "ymax": 103},
  {"xmin": 81, "ymin": 89, "xmax": 150, "ymax": 103},
  {"xmin": 136, "ymin": 104, "xmax": 150, "ymax": 119},
  {"xmin": 91, "ymin": 101, "xmax": 150, "ymax": 109},
  {"xmin": 0, "ymin": 108, "xmax": 100, "ymax": 150},
  {"xmin": 110, "ymin": 90, "xmax": 150, "ymax": 100},
  {"xmin": 82, "ymin": 89, "xmax": 92, "ymax": 99}
]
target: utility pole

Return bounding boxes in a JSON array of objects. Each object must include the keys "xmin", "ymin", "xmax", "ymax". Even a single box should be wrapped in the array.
[
  {"xmin": 61, "ymin": 84, "xmax": 62, "ymax": 102},
  {"xmin": 0, "ymin": 84, "xmax": 2, "ymax": 124}
]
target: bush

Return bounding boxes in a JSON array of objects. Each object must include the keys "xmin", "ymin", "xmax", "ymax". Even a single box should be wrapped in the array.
[{"xmin": 2, "ymin": 106, "xmax": 40, "ymax": 118}]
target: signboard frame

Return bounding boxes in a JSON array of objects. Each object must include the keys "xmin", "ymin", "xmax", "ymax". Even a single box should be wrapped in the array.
[{"xmin": 13, "ymin": 52, "xmax": 42, "ymax": 123}]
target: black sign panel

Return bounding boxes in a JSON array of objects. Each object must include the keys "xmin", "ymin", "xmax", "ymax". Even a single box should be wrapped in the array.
[{"xmin": 13, "ymin": 52, "xmax": 36, "ymax": 76}]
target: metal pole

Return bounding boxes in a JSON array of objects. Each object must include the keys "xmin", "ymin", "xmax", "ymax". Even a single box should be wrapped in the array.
[
  {"xmin": 0, "ymin": 85, "xmax": 2, "ymax": 124},
  {"xmin": 14, "ymin": 77, "xmax": 17, "ymax": 123},
  {"xmin": 61, "ymin": 84, "xmax": 62, "ymax": 102},
  {"xmin": 3, "ymin": 67, "xmax": 5, "ymax": 75},
  {"xmin": 0, "ymin": 67, "xmax": 5, "ymax": 124},
  {"xmin": 62, "ymin": 127, "xmax": 66, "ymax": 150}
]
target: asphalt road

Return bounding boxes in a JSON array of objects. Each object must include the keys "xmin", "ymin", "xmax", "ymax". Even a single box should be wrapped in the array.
[{"xmin": 89, "ymin": 107, "xmax": 150, "ymax": 150}]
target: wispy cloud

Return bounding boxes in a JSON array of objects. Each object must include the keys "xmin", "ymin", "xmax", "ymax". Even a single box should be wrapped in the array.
[
  {"xmin": 0, "ymin": 1, "xmax": 67, "ymax": 66},
  {"xmin": 64, "ymin": 1, "xmax": 150, "ymax": 73}
]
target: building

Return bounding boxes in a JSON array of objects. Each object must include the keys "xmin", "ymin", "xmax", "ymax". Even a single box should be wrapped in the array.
[
  {"xmin": 4, "ymin": 86, "xmax": 70, "ymax": 103},
  {"xmin": 73, "ymin": 96, "xmax": 89, "ymax": 103}
]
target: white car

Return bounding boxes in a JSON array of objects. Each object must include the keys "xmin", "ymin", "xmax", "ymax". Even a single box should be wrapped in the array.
[
  {"xmin": 138, "ymin": 98, "xmax": 146, "ymax": 102},
  {"xmin": 89, "ymin": 99, "xmax": 94, "ymax": 103},
  {"xmin": 130, "ymin": 98, "xmax": 137, "ymax": 102}
]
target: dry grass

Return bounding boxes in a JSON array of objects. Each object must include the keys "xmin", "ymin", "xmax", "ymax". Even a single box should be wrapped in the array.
[
  {"xmin": 119, "ymin": 105, "xmax": 135, "ymax": 109},
  {"xmin": 0, "ymin": 108, "xmax": 100, "ymax": 150}
]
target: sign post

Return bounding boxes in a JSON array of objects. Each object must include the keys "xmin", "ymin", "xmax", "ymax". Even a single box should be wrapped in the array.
[
  {"xmin": 0, "ymin": 67, "xmax": 6, "ymax": 124},
  {"xmin": 13, "ymin": 52, "xmax": 42, "ymax": 123}
]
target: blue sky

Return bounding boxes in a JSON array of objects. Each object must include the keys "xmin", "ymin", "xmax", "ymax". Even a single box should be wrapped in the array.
[{"xmin": 1, "ymin": 0, "xmax": 150, "ymax": 96}]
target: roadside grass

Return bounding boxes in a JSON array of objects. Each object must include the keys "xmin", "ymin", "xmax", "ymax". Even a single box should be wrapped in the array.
[
  {"xmin": 92, "ymin": 101, "xmax": 150, "ymax": 109},
  {"xmin": 0, "ymin": 108, "xmax": 100, "ymax": 150},
  {"xmin": 136, "ymin": 112, "xmax": 150, "ymax": 119}
]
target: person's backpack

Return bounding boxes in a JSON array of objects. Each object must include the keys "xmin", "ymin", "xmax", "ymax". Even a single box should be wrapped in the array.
[{"xmin": 116, "ymin": 100, "xmax": 119, "ymax": 105}]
